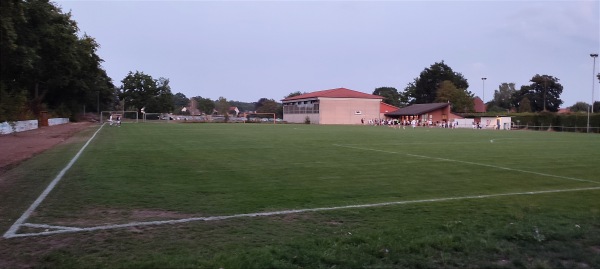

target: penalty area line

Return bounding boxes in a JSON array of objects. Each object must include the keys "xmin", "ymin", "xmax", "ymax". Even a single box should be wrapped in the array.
[
  {"xmin": 5, "ymin": 186, "xmax": 600, "ymax": 238},
  {"xmin": 2, "ymin": 124, "xmax": 106, "ymax": 239},
  {"xmin": 333, "ymin": 144, "xmax": 600, "ymax": 185}
]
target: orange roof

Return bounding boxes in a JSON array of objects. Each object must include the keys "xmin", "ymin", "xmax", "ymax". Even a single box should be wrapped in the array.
[
  {"xmin": 380, "ymin": 102, "xmax": 399, "ymax": 113},
  {"xmin": 282, "ymin": 88, "xmax": 382, "ymax": 101}
]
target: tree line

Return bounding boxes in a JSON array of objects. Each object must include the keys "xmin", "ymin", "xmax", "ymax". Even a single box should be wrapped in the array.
[
  {"xmin": 3, "ymin": 1, "xmax": 596, "ymax": 122},
  {"xmin": 371, "ymin": 61, "xmax": 598, "ymax": 114},
  {"xmin": 0, "ymin": 1, "xmax": 283, "ymax": 122},
  {"xmin": 1, "ymin": 0, "xmax": 115, "ymax": 122}
]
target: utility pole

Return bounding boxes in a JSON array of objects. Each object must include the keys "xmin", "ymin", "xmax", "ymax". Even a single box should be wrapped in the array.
[
  {"xmin": 481, "ymin": 77, "xmax": 487, "ymax": 104},
  {"xmin": 588, "ymin": 53, "xmax": 598, "ymax": 133}
]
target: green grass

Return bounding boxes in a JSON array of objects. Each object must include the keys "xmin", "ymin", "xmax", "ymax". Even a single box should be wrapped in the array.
[{"xmin": 1, "ymin": 123, "xmax": 599, "ymax": 268}]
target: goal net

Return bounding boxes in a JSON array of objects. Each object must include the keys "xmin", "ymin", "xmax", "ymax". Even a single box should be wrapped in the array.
[
  {"xmin": 142, "ymin": 113, "xmax": 169, "ymax": 122},
  {"xmin": 101, "ymin": 111, "xmax": 139, "ymax": 124}
]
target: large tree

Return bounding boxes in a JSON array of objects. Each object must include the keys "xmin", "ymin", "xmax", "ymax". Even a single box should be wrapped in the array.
[
  {"xmin": 512, "ymin": 75, "xmax": 563, "ymax": 112},
  {"xmin": 405, "ymin": 61, "xmax": 469, "ymax": 104},
  {"xmin": 0, "ymin": 0, "xmax": 114, "ymax": 120},
  {"xmin": 119, "ymin": 72, "xmax": 174, "ymax": 114},
  {"xmin": 398, "ymin": 79, "xmax": 417, "ymax": 107},
  {"xmin": 173, "ymin": 92, "xmax": 189, "ymax": 108},
  {"xmin": 570, "ymin": 102, "xmax": 589, "ymax": 113},
  {"xmin": 434, "ymin": 81, "xmax": 474, "ymax": 113},
  {"xmin": 517, "ymin": 97, "xmax": 532, "ymax": 113},
  {"xmin": 255, "ymin": 98, "xmax": 282, "ymax": 118},
  {"xmin": 373, "ymin": 87, "xmax": 400, "ymax": 107},
  {"xmin": 193, "ymin": 96, "xmax": 215, "ymax": 115},
  {"xmin": 215, "ymin": 96, "xmax": 230, "ymax": 115},
  {"xmin": 491, "ymin": 83, "xmax": 516, "ymax": 110}
]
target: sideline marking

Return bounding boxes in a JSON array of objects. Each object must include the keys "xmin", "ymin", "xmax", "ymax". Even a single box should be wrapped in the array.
[
  {"xmin": 333, "ymin": 144, "xmax": 600, "ymax": 185},
  {"xmin": 5, "ymin": 186, "xmax": 600, "ymax": 238},
  {"xmin": 3, "ymin": 124, "xmax": 106, "ymax": 239}
]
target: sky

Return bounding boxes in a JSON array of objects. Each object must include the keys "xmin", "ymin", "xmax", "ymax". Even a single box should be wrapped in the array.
[{"xmin": 54, "ymin": 0, "xmax": 599, "ymax": 107}]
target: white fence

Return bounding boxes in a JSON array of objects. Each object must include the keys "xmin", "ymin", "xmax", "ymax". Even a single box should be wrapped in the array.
[
  {"xmin": 48, "ymin": 118, "xmax": 69, "ymax": 126},
  {"xmin": 0, "ymin": 120, "xmax": 38, "ymax": 134},
  {"xmin": 0, "ymin": 118, "xmax": 69, "ymax": 135}
]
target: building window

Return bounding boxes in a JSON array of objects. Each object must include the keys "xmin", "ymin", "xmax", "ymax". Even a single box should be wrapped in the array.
[{"xmin": 283, "ymin": 101, "xmax": 319, "ymax": 114}]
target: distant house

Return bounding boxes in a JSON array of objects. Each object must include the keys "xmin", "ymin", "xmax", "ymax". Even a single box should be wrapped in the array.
[
  {"xmin": 229, "ymin": 106, "xmax": 240, "ymax": 117},
  {"xmin": 282, "ymin": 88, "xmax": 383, "ymax": 124},
  {"xmin": 384, "ymin": 103, "xmax": 463, "ymax": 124}
]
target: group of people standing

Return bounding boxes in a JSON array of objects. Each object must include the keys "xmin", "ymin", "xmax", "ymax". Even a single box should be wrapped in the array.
[
  {"xmin": 108, "ymin": 115, "xmax": 121, "ymax": 126},
  {"xmin": 361, "ymin": 118, "xmax": 457, "ymax": 129}
]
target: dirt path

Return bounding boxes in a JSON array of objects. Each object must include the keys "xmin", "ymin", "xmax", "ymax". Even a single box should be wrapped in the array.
[{"xmin": 0, "ymin": 122, "xmax": 96, "ymax": 173}]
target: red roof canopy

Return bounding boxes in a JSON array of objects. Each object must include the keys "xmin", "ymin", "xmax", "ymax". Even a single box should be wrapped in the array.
[{"xmin": 380, "ymin": 102, "xmax": 399, "ymax": 113}]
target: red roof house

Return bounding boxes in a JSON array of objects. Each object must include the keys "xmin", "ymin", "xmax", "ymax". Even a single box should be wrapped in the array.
[{"xmin": 282, "ymin": 88, "xmax": 383, "ymax": 124}]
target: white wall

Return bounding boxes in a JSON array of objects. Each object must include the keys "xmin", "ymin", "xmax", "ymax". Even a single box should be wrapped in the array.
[
  {"xmin": 0, "ymin": 118, "xmax": 70, "ymax": 134},
  {"xmin": 48, "ymin": 118, "xmax": 69, "ymax": 126},
  {"xmin": 0, "ymin": 120, "xmax": 38, "ymax": 134},
  {"xmin": 454, "ymin": 119, "xmax": 476, "ymax": 128},
  {"xmin": 481, "ymin": 117, "xmax": 512, "ymax": 130}
]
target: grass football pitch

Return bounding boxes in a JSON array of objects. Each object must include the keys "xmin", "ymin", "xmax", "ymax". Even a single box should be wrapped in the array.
[{"xmin": 1, "ymin": 122, "xmax": 599, "ymax": 268}]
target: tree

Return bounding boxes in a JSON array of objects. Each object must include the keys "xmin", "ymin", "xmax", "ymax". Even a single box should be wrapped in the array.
[
  {"xmin": 154, "ymin": 77, "xmax": 174, "ymax": 113},
  {"xmin": 569, "ymin": 102, "xmax": 589, "ymax": 113},
  {"xmin": 193, "ymin": 96, "xmax": 215, "ymax": 115},
  {"xmin": 215, "ymin": 96, "xmax": 230, "ymax": 116},
  {"xmin": 434, "ymin": 81, "xmax": 474, "ymax": 113},
  {"xmin": 405, "ymin": 61, "xmax": 469, "ymax": 104},
  {"xmin": 373, "ymin": 87, "xmax": 400, "ymax": 107},
  {"xmin": 518, "ymin": 97, "xmax": 532, "ymax": 113},
  {"xmin": 119, "ymin": 72, "xmax": 173, "ymax": 114},
  {"xmin": 491, "ymin": 83, "xmax": 516, "ymax": 110},
  {"xmin": 173, "ymin": 92, "xmax": 189, "ymax": 108},
  {"xmin": 255, "ymin": 98, "xmax": 282, "ymax": 118},
  {"xmin": 228, "ymin": 100, "xmax": 254, "ymax": 112},
  {"xmin": 398, "ymin": 79, "xmax": 417, "ymax": 107},
  {"xmin": 0, "ymin": 0, "xmax": 114, "ymax": 120},
  {"xmin": 285, "ymin": 91, "xmax": 305, "ymax": 98},
  {"xmin": 512, "ymin": 75, "xmax": 563, "ymax": 112}
]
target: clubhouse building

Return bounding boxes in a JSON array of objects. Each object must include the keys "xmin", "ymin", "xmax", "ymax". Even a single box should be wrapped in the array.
[
  {"xmin": 282, "ymin": 88, "xmax": 383, "ymax": 124},
  {"xmin": 282, "ymin": 87, "xmax": 468, "ymax": 125}
]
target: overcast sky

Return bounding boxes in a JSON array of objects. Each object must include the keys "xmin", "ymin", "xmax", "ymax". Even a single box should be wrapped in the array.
[{"xmin": 55, "ymin": 0, "xmax": 599, "ymax": 106}]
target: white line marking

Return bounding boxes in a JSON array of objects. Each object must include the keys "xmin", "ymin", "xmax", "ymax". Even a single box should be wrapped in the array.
[
  {"xmin": 3, "ymin": 124, "xmax": 105, "ymax": 238},
  {"xmin": 333, "ymin": 144, "xmax": 600, "ymax": 184},
  {"xmin": 21, "ymin": 223, "xmax": 81, "ymax": 231},
  {"xmin": 5, "ymin": 186, "xmax": 600, "ymax": 238}
]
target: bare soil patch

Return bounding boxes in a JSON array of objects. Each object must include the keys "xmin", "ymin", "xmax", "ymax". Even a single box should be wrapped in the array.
[
  {"xmin": 42, "ymin": 208, "xmax": 197, "ymax": 227},
  {"xmin": 0, "ymin": 122, "xmax": 95, "ymax": 174}
]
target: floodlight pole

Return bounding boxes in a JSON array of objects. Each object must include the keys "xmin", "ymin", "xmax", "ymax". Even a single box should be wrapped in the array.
[
  {"xmin": 481, "ymin": 77, "xmax": 487, "ymax": 104},
  {"xmin": 588, "ymin": 53, "xmax": 598, "ymax": 133}
]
